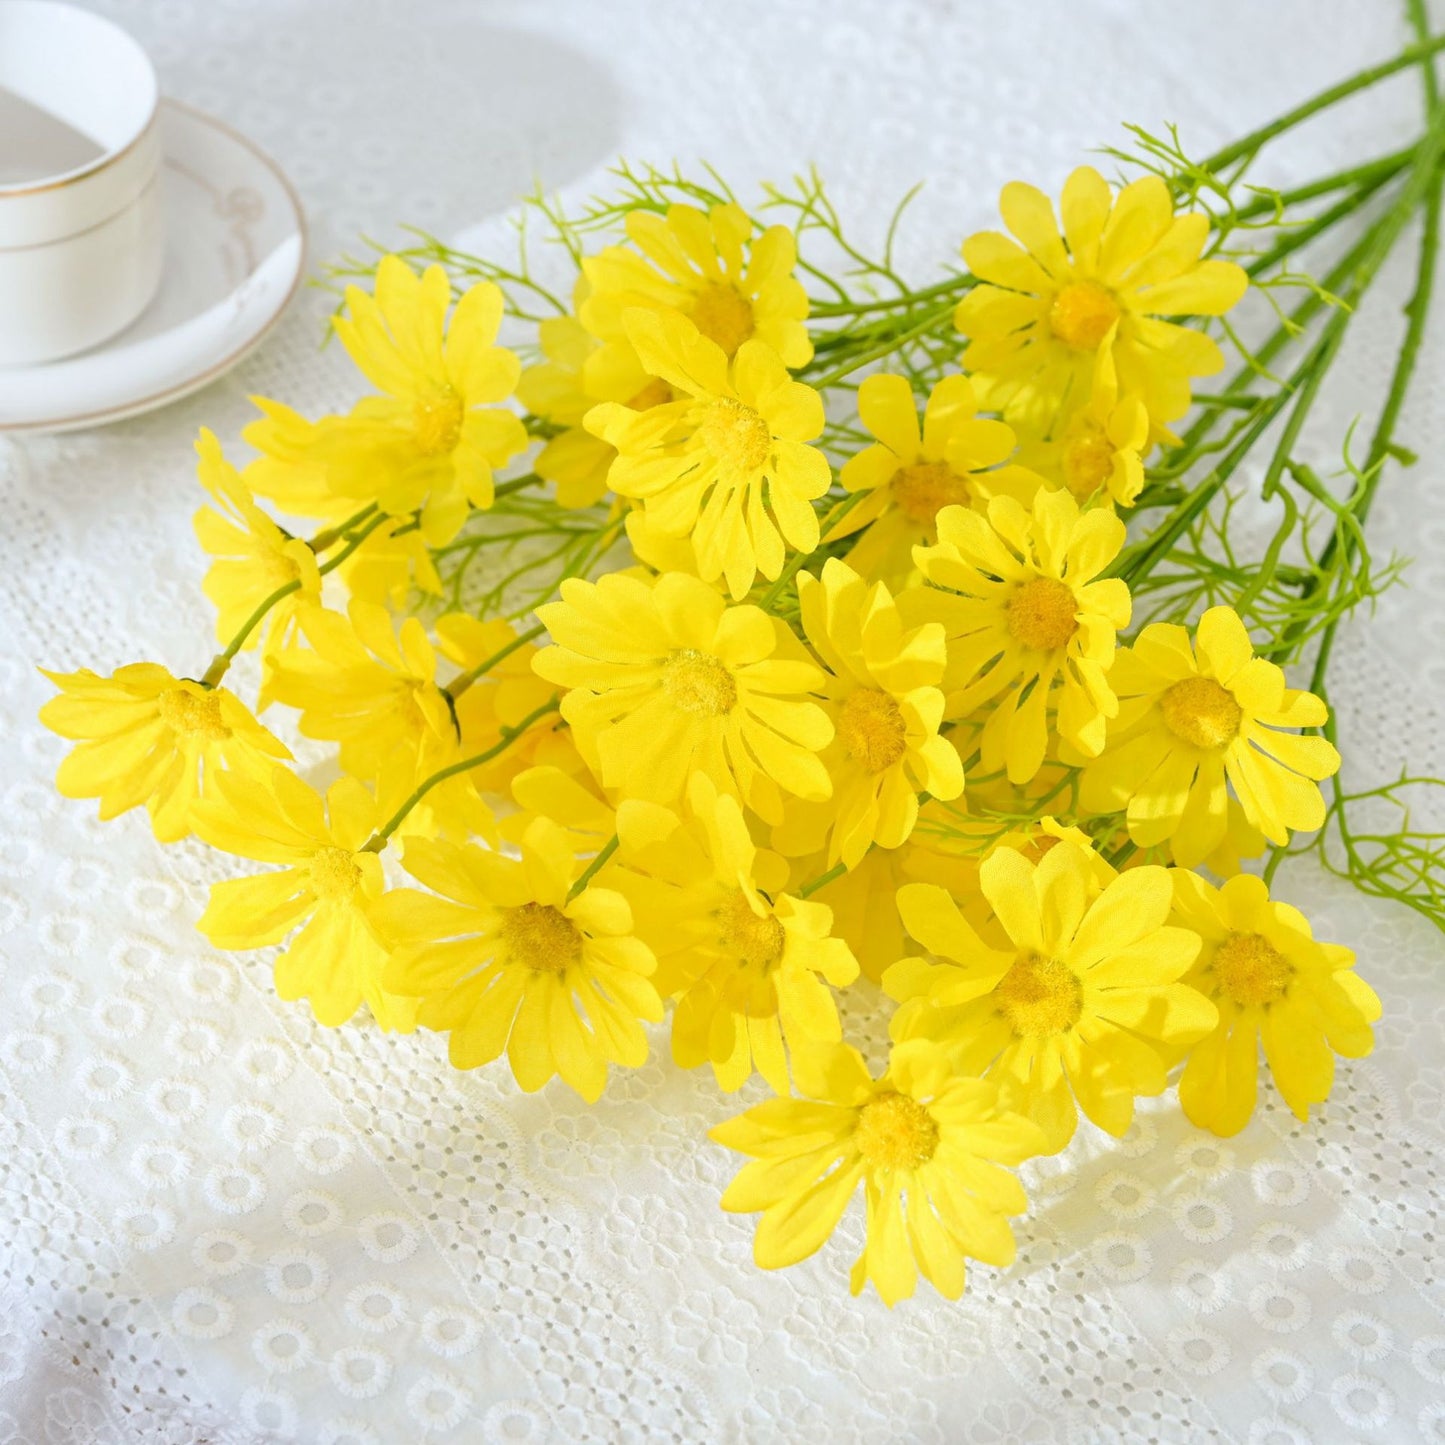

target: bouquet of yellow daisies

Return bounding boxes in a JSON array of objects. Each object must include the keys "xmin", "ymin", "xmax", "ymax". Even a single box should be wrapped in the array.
[{"xmin": 40, "ymin": 23, "xmax": 1445, "ymax": 1305}]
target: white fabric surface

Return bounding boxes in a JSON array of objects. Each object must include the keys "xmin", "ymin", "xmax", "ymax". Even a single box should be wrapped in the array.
[{"xmin": 2, "ymin": 1, "xmax": 1444, "ymax": 1440}]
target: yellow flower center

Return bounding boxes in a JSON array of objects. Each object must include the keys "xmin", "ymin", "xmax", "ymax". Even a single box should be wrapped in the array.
[
  {"xmin": 626, "ymin": 377, "xmax": 676, "ymax": 410},
  {"xmin": 157, "ymin": 686, "xmax": 230, "ymax": 741},
  {"xmin": 699, "ymin": 397, "xmax": 772, "ymax": 474},
  {"xmin": 838, "ymin": 688, "xmax": 908, "ymax": 773},
  {"xmin": 1160, "ymin": 677, "xmax": 1243, "ymax": 750},
  {"xmin": 501, "ymin": 902, "xmax": 583, "ymax": 974},
  {"xmin": 1212, "ymin": 931, "xmax": 1291, "ymax": 1007},
  {"xmin": 1048, "ymin": 281, "xmax": 1121, "ymax": 351},
  {"xmin": 854, "ymin": 1091, "xmax": 939, "ymax": 1171},
  {"xmin": 412, "ymin": 385, "xmax": 465, "ymax": 455},
  {"xmin": 715, "ymin": 890, "xmax": 786, "ymax": 969},
  {"xmin": 663, "ymin": 648, "xmax": 738, "ymax": 716},
  {"xmin": 889, "ymin": 460, "xmax": 974, "ymax": 526},
  {"xmin": 996, "ymin": 952, "xmax": 1083, "ymax": 1037},
  {"xmin": 1006, "ymin": 577, "xmax": 1079, "ymax": 652},
  {"xmin": 309, "ymin": 846, "xmax": 362, "ymax": 902},
  {"xmin": 689, "ymin": 281, "xmax": 756, "ymax": 357},
  {"xmin": 1061, "ymin": 422, "xmax": 1116, "ymax": 498}
]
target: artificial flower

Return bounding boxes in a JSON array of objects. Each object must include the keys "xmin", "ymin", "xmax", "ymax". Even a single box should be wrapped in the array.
[
  {"xmin": 39, "ymin": 664, "xmax": 289, "ymax": 842},
  {"xmin": 376, "ymin": 817, "xmax": 662, "ymax": 1100},
  {"xmin": 913, "ymin": 489, "xmax": 1130, "ymax": 782},
  {"xmin": 887, "ymin": 842, "xmax": 1215, "ymax": 1150},
  {"xmin": 516, "ymin": 285, "xmax": 675, "ymax": 508},
  {"xmin": 955, "ymin": 166, "xmax": 1247, "ymax": 432},
  {"xmin": 712, "ymin": 1039, "xmax": 1045, "ymax": 1304},
  {"xmin": 247, "ymin": 257, "xmax": 529, "ymax": 545},
  {"xmin": 265, "ymin": 600, "xmax": 456, "ymax": 787},
  {"xmin": 242, "ymin": 413, "xmax": 443, "ymax": 605},
  {"xmin": 193, "ymin": 766, "xmax": 415, "ymax": 1031},
  {"xmin": 776, "ymin": 559, "xmax": 964, "ymax": 867},
  {"xmin": 1172, "ymin": 870, "xmax": 1380, "ymax": 1135},
  {"xmin": 612, "ymin": 772, "xmax": 858, "ymax": 1092},
  {"xmin": 533, "ymin": 570, "xmax": 833, "ymax": 822},
  {"xmin": 834, "ymin": 373, "xmax": 1038, "ymax": 580},
  {"xmin": 1079, "ymin": 606, "xmax": 1340, "ymax": 865},
  {"xmin": 1020, "ymin": 340, "xmax": 1150, "ymax": 506},
  {"xmin": 586, "ymin": 309, "xmax": 830, "ymax": 598},
  {"xmin": 193, "ymin": 429, "xmax": 322, "ymax": 650},
  {"xmin": 580, "ymin": 200, "xmax": 812, "ymax": 365}
]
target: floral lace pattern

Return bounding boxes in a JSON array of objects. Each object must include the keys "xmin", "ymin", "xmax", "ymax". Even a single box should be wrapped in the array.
[{"xmin": 2, "ymin": 0, "xmax": 1443, "ymax": 1438}]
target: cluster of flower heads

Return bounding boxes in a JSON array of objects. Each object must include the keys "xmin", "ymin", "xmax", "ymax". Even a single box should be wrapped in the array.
[{"xmin": 40, "ymin": 165, "xmax": 1380, "ymax": 1305}]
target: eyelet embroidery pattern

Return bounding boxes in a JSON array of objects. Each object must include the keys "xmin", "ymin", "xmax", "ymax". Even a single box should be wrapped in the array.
[{"xmin": 1, "ymin": 2, "xmax": 1444, "ymax": 1440}]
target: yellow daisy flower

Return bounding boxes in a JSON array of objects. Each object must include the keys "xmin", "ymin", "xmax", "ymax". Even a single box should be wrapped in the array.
[
  {"xmin": 585, "ymin": 309, "xmax": 831, "ymax": 599},
  {"xmin": 250, "ymin": 257, "xmax": 529, "ymax": 545},
  {"xmin": 193, "ymin": 429, "xmax": 322, "ymax": 650},
  {"xmin": 193, "ymin": 766, "xmax": 415, "ymax": 1031},
  {"xmin": 1020, "ymin": 341, "xmax": 1150, "ymax": 507},
  {"xmin": 533, "ymin": 570, "xmax": 833, "ymax": 823},
  {"xmin": 375, "ymin": 818, "xmax": 662, "ymax": 1100},
  {"xmin": 1172, "ymin": 871, "xmax": 1380, "ymax": 1136},
  {"xmin": 580, "ymin": 201, "xmax": 812, "ymax": 366},
  {"xmin": 39, "ymin": 664, "xmax": 290, "ymax": 842},
  {"xmin": 775, "ymin": 559, "xmax": 964, "ymax": 868},
  {"xmin": 266, "ymin": 600, "xmax": 456, "ymax": 788},
  {"xmin": 711, "ymin": 1038, "xmax": 1045, "ymax": 1305},
  {"xmin": 516, "ymin": 295, "xmax": 674, "ymax": 509},
  {"xmin": 886, "ymin": 842, "xmax": 1215, "ymax": 1151},
  {"xmin": 612, "ymin": 772, "xmax": 858, "ymax": 1092},
  {"xmin": 243, "ymin": 407, "xmax": 443, "ymax": 607},
  {"xmin": 955, "ymin": 166, "xmax": 1247, "ymax": 432},
  {"xmin": 1079, "ymin": 606, "xmax": 1340, "ymax": 866},
  {"xmin": 913, "ymin": 489, "xmax": 1131, "ymax": 782},
  {"xmin": 835, "ymin": 373, "xmax": 1038, "ymax": 581}
]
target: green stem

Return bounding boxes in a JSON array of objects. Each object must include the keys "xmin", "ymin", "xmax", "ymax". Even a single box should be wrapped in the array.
[
  {"xmin": 1263, "ymin": 4, "xmax": 1444, "ymax": 883},
  {"xmin": 1199, "ymin": 32, "xmax": 1445, "ymax": 176},
  {"xmin": 1146, "ymin": 172, "xmax": 1408, "ymax": 492},
  {"xmin": 1115, "ymin": 213, "xmax": 1391, "ymax": 583},
  {"xmin": 803, "ymin": 300, "xmax": 958, "ymax": 389},
  {"xmin": 1285, "ymin": 94, "xmax": 1445, "ymax": 671},
  {"xmin": 809, "ymin": 273, "xmax": 972, "ymax": 320},
  {"xmin": 309, "ymin": 503, "xmax": 379, "ymax": 552},
  {"xmin": 493, "ymin": 473, "xmax": 543, "ymax": 501},
  {"xmin": 445, "ymin": 621, "xmax": 548, "ymax": 702},
  {"xmin": 567, "ymin": 834, "xmax": 619, "ymax": 901},
  {"xmin": 1231, "ymin": 144, "xmax": 1417, "ymax": 222},
  {"xmin": 1118, "ymin": 114, "xmax": 1445, "ymax": 589},
  {"xmin": 798, "ymin": 860, "xmax": 847, "ymax": 898},
  {"xmin": 1244, "ymin": 165, "xmax": 1403, "ymax": 279},
  {"xmin": 199, "ymin": 510, "xmax": 393, "ymax": 686},
  {"xmin": 360, "ymin": 695, "xmax": 562, "ymax": 851}
]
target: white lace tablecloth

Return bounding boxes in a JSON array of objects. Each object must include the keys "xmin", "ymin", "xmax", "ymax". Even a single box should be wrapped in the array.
[{"xmin": 3, "ymin": 1, "xmax": 1445, "ymax": 1440}]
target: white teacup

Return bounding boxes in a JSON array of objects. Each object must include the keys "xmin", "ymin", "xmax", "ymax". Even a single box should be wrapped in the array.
[{"xmin": 0, "ymin": 2, "xmax": 163, "ymax": 366}]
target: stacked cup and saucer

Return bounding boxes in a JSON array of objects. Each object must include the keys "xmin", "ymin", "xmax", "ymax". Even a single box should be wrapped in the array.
[{"xmin": 0, "ymin": 1, "xmax": 306, "ymax": 431}]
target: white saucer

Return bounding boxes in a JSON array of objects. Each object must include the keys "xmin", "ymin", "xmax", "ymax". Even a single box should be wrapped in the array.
[{"xmin": 0, "ymin": 99, "xmax": 306, "ymax": 433}]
